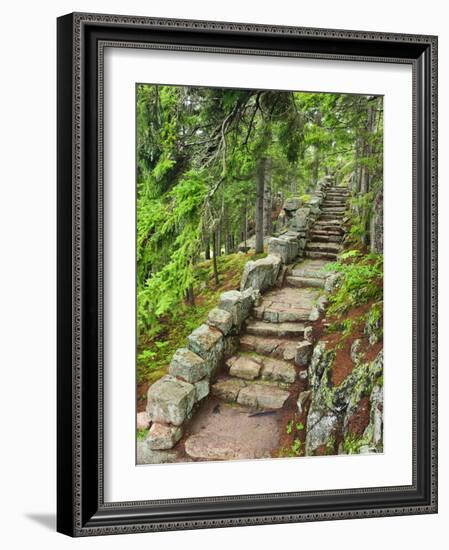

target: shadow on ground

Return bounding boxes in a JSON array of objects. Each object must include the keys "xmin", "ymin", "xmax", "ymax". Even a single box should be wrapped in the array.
[{"xmin": 25, "ymin": 513, "xmax": 56, "ymax": 531}]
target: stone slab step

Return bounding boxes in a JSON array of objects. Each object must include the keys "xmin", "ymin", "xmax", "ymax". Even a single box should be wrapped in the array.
[
  {"xmin": 227, "ymin": 353, "xmax": 297, "ymax": 384},
  {"xmin": 309, "ymin": 233, "xmax": 342, "ymax": 243},
  {"xmin": 239, "ymin": 334, "xmax": 298, "ymax": 361},
  {"xmin": 252, "ymin": 287, "xmax": 319, "ymax": 323},
  {"xmin": 291, "ymin": 259, "xmax": 330, "ymax": 279},
  {"xmin": 260, "ymin": 356, "xmax": 297, "ymax": 384},
  {"xmin": 314, "ymin": 219, "xmax": 343, "ymax": 227},
  {"xmin": 310, "ymin": 228, "xmax": 343, "ymax": 236},
  {"xmin": 286, "ymin": 275, "xmax": 325, "ymax": 288},
  {"xmin": 326, "ymin": 189, "xmax": 349, "ymax": 194},
  {"xmin": 322, "ymin": 200, "xmax": 347, "ymax": 206},
  {"xmin": 254, "ymin": 305, "xmax": 311, "ymax": 323},
  {"xmin": 305, "ymin": 251, "xmax": 338, "ymax": 260},
  {"xmin": 245, "ymin": 320, "xmax": 305, "ymax": 338},
  {"xmin": 211, "ymin": 377, "xmax": 247, "ymax": 402},
  {"xmin": 237, "ymin": 383, "xmax": 290, "ymax": 410},
  {"xmin": 319, "ymin": 213, "xmax": 345, "ymax": 219},
  {"xmin": 226, "ymin": 355, "xmax": 262, "ymax": 380},
  {"xmin": 321, "ymin": 209, "xmax": 346, "ymax": 215},
  {"xmin": 306, "ymin": 242, "xmax": 341, "ymax": 253},
  {"xmin": 211, "ymin": 376, "xmax": 291, "ymax": 408}
]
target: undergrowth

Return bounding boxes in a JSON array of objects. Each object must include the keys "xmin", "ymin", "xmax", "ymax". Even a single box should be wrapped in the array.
[
  {"xmin": 137, "ymin": 251, "xmax": 266, "ymax": 389},
  {"xmin": 325, "ymin": 249, "xmax": 383, "ymax": 315}
]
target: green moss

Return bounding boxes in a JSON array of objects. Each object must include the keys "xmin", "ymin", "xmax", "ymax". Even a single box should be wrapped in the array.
[{"xmin": 137, "ymin": 428, "xmax": 149, "ymax": 441}]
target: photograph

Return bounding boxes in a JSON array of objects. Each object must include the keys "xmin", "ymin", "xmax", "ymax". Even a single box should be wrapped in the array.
[{"xmin": 135, "ymin": 84, "xmax": 384, "ymax": 465}]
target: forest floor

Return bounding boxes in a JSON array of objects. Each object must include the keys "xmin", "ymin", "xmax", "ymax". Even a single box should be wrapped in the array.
[{"xmin": 137, "ymin": 251, "xmax": 267, "ymax": 413}]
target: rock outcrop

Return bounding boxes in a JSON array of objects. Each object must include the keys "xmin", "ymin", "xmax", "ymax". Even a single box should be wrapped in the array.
[{"xmin": 304, "ymin": 341, "xmax": 384, "ymax": 456}]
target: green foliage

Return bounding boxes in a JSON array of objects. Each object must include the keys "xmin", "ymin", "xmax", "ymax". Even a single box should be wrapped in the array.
[
  {"xmin": 137, "ymin": 428, "xmax": 149, "ymax": 441},
  {"xmin": 137, "ymin": 252, "xmax": 256, "ymax": 386},
  {"xmin": 279, "ymin": 438, "xmax": 303, "ymax": 458},
  {"xmin": 342, "ymin": 433, "xmax": 370, "ymax": 455},
  {"xmin": 325, "ymin": 251, "xmax": 383, "ymax": 315},
  {"xmin": 135, "ymin": 83, "xmax": 384, "ymax": 395}
]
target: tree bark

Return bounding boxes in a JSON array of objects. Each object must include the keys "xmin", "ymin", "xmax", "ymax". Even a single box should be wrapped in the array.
[
  {"xmin": 212, "ymin": 231, "xmax": 219, "ymax": 285},
  {"xmin": 255, "ymin": 157, "xmax": 266, "ymax": 254},
  {"xmin": 263, "ymin": 157, "xmax": 272, "ymax": 236},
  {"xmin": 241, "ymin": 199, "xmax": 248, "ymax": 250},
  {"xmin": 205, "ymin": 237, "xmax": 211, "ymax": 260},
  {"xmin": 185, "ymin": 285, "xmax": 195, "ymax": 305}
]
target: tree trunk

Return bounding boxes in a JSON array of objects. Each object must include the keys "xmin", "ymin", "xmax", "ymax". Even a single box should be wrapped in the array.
[
  {"xmin": 263, "ymin": 158, "xmax": 272, "ymax": 236},
  {"xmin": 216, "ymin": 223, "xmax": 221, "ymax": 256},
  {"xmin": 241, "ymin": 199, "xmax": 248, "ymax": 250},
  {"xmin": 312, "ymin": 145, "xmax": 320, "ymax": 187},
  {"xmin": 185, "ymin": 285, "xmax": 195, "ymax": 306},
  {"xmin": 212, "ymin": 231, "xmax": 219, "ymax": 285},
  {"xmin": 255, "ymin": 157, "xmax": 266, "ymax": 254},
  {"xmin": 205, "ymin": 238, "xmax": 211, "ymax": 260}
]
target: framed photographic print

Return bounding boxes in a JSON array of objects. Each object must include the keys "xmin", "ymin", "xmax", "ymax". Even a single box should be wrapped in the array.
[{"xmin": 57, "ymin": 12, "xmax": 438, "ymax": 536}]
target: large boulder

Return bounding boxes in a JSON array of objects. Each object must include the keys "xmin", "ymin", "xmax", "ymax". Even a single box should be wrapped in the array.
[
  {"xmin": 237, "ymin": 383, "xmax": 290, "ymax": 409},
  {"xmin": 169, "ymin": 347, "xmax": 209, "ymax": 383},
  {"xmin": 283, "ymin": 197, "xmax": 301, "ymax": 212},
  {"xmin": 145, "ymin": 422, "xmax": 183, "ymax": 450},
  {"xmin": 194, "ymin": 378, "xmax": 210, "ymax": 402},
  {"xmin": 295, "ymin": 341, "xmax": 313, "ymax": 367},
  {"xmin": 289, "ymin": 208, "xmax": 310, "ymax": 231},
  {"xmin": 240, "ymin": 255, "xmax": 282, "ymax": 293},
  {"xmin": 146, "ymin": 375, "xmax": 195, "ymax": 426},
  {"xmin": 305, "ymin": 410, "xmax": 339, "ymax": 455},
  {"xmin": 207, "ymin": 308, "xmax": 233, "ymax": 335},
  {"xmin": 219, "ymin": 290, "xmax": 246, "ymax": 328},
  {"xmin": 267, "ymin": 235, "xmax": 299, "ymax": 264},
  {"xmin": 187, "ymin": 323, "xmax": 224, "ymax": 374}
]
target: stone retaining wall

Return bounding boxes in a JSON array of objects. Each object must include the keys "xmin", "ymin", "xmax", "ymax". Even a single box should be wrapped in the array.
[
  {"xmin": 141, "ymin": 177, "xmax": 335, "ymax": 450},
  {"xmin": 267, "ymin": 177, "xmax": 333, "ymax": 263}
]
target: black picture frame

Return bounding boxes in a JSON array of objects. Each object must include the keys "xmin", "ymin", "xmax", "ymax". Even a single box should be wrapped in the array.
[{"xmin": 57, "ymin": 12, "xmax": 438, "ymax": 537}]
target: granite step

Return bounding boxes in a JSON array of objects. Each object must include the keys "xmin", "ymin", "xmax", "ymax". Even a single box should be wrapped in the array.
[
  {"xmin": 314, "ymin": 219, "xmax": 344, "ymax": 227},
  {"xmin": 306, "ymin": 242, "xmax": 341, "ymax": 254},
  {"xmin": 253, "ymin": 305, "xmax": 311, "ymax": 323},
  {"xmin": 309, "ymin": 233, "xmax": 342, "ymax": 243},
  {"xmin": 239, "ymin": 334, "xmax": 298, "ymax": 361},
  {"xmin": 291, "ymin": 259, "xmax": 330, "ymax": 279},
  {"xmin": 285, "ymin": 275, "xmax": 325, "ymax": 289},
  {"xmin": 305, "ymin": 251, "xmax": 338, "ymax": 260},
  {"xmin": 245, "ymin": 320, "xmax": 306, "ymax": 338},
  {"xmin": 226, "ymin": 354, "xmax": 297, "ymax": 384},
  {"xmin": 211, "ymin": 376, "xmax": 291, "ymax": 409},
  {"xmin": 319, "ymin": 212, "xmax": 345, "ymax": 219},
  {"xmin": 310, "ymin": 228, "xmax": 343, "ymax": 236},
  {"xmin": 321, "ymin": 209, "xmax": 346, "ymax": 215}
]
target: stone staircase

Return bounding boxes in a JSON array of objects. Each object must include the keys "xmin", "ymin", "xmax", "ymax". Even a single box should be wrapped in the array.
[
  {"xmin": 148, "ymin": 186, "xmax": 350, "ymax": 462},
  {"xmin": 209, "ymin": 258, "xmax": 330, "ymax": 414},
  {"xmin": 305, "ymin": 187, "xmax": 349, "ymax": 260}
]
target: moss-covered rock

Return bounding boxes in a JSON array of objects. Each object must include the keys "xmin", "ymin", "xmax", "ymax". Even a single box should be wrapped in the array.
[{"xmin": 305, "ymin": 340, "xmax": 383, "ymax": 456}]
